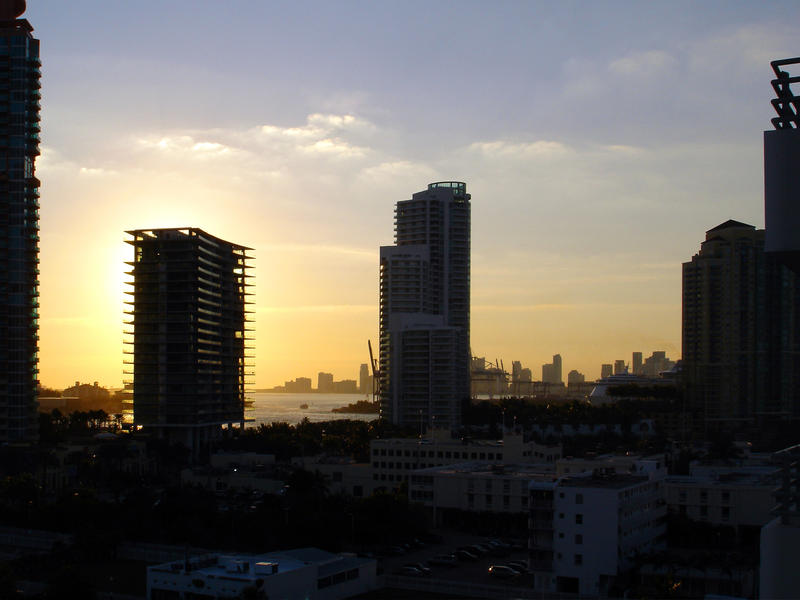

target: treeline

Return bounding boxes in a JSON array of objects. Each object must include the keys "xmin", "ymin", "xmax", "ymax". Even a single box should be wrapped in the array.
[
  {"xmin": 217, "ymin": 418, "xmax": 417, "ymax": 462},
  {"xmin": 463, "ymin": 396, "xmax": 677, "ymax": 429},
  {"xmin": 38, "ymin": 409, "xmax": 119, "ymax": 443}
]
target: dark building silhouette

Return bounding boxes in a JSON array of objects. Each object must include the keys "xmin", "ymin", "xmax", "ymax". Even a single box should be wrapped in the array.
[
  {"xmin": 125, "ymin": 228, "xmax": 253, "ymax": 452},
  {"xmin": 0, "ymin": 4, "xmax": 40, "ymax": 443},
  {"xmin": 765, "ymin": 57, "xmax": 800, "ymax": 272},
  {"xmin": 379, "ymin": 182, "xmax": 470, "ymax": 430},
  {"xmin": 682, "ymin": 220, "xmax": 800, "ymax": 425}
]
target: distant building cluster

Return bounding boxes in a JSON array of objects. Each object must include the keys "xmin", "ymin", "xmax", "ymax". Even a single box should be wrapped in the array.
[{"xmin": 265, "ymin": 365, "xmax": 373, "ymax": 394}]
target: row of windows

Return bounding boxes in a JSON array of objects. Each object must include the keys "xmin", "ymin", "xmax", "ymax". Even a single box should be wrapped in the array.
[
  {"xmin": 373, "ymin": 447, "xmax": 504, "ymax": 461},
  {"xmin": 676, "ymin": 489, "xmax": 731, "ymax": 504}
]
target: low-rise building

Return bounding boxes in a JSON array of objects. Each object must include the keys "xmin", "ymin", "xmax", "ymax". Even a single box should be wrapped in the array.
[
  {"xmin": 371, "ymin": 430, "xmax": 561, "ymax": 491},
  {"xmin": 529, "ymin": 472, "xmax": 666, "ymax": 597},
  {"xmin": 409, "ymin": 462, "xmax": 556, "ymax": 519},
  {"xmin": 665, "ymin": 466, "xmax": 779, "ymax": 529},
  {"xmin": 291, "ymin": 455, "xmax": 374, "ymax": 497},
  {"xmin": 146, "ymin": 548, "xmax": 377, "ymax": 599},
  {"xmin": 556, "ymin": 453, "xmax": 667, "ymax": 481},
  {"xmin": 181, "ymin": 452, "xmax": 284, "ymax": 495}
]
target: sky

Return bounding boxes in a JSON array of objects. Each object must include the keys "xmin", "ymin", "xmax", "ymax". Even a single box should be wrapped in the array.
[{"xmin": 26, "ymin": 0, "xmax": 800, "ymax": 389}]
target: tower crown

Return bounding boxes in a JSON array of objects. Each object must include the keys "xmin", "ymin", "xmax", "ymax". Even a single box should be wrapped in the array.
[{"xmin": 0, "ymin": 0, "xmax": 26, "ymax": 20}]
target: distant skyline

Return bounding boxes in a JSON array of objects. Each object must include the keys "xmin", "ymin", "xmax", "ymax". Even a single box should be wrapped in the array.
[{"xmin": 27, "ymin": 1, "xmax": 800, "ymax": 388}]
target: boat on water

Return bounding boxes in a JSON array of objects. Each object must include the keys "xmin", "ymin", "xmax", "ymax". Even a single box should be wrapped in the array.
[{"xmin": 299, "ymin": 403, "xmax": 309, "ymax": 409}]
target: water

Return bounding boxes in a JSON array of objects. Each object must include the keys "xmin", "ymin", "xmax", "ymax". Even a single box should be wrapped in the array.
[{"xmin": 245, "ymin": 392, "xmax": 376, "ymax": 427}]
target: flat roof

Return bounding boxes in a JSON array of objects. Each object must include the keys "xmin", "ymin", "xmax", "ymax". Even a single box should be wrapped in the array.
[
  {"xmin": 560, "ymin": 474, "xmax": 649, "ymax": 489},
  {"xmin": 414, "ymin": 461, "xmax": 556, "ymax": 479}
]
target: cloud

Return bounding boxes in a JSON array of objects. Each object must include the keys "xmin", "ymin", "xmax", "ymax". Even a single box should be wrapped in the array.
[
  {"xmin": 467, "ymin": 140, "xmax": 572, "ymax": 159},
  {"xmin": 79, "ymin": 166, "xmax": 118, "ymax": 176},
  {"xmin": 259, "ymin": 242, "xmax": 374, "ymax": 261},
  {"xmin": 609, "ymin": 50, "xmax": 677, "ymax": 77}
]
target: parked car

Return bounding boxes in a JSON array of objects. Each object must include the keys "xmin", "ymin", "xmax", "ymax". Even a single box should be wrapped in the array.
[
  {"xmin": 429, "ymin": 554, "xmax": 458, "ymax": 567},
  {"xmin": 455, "ymin": 549, "xmax": 479, "ymax": 562},
  {"xmin": 488, "ymin": 565, "xmax": 521, "ymax": 579},
  {"xmin": 404, "ymin": 562, "xmax": 431, "ymax": 576},
  {"xmin": 507, "ymin": 560, "xmax": 528, "ymax": 573}
]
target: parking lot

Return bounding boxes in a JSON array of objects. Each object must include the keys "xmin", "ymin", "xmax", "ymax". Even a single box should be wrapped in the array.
[{"xmin": 376, "ymin": 533, "xmax": 534, "ymax": 590}]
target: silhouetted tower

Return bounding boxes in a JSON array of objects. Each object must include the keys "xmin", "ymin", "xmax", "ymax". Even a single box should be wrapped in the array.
[
  {"xmin": 632, "ymin": 352, "xmax": 643, "ymax": 375},
  {"xmin": 765, "ymin": 57, "xmax": 800, "ymax": 272},
  {"xmin": 125, "ymin": 229, "xmax": 253, "ymax": 454},
  {"xmin": 682, "ymin": 221, "xmax": 800, "ymax": 424},
  {"xmin": 0, "ymin": 0, "xmax": 40, "ymax": 443},
  {"xmin": 379, "ymin": 182, "xmax": 471, "ymax": 430}
]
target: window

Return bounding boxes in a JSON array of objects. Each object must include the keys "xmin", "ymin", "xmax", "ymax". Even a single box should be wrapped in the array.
[
  {"xmin": 679, "ymin": 490, "xmax": 687, "ymax": 503},
  {"xmin": 700, "ymin": 506, "xmax": 708, "ymax": 518},
  {"xmin": 503, "ymin": 495, "xmax": 510, "ymax": 507},
  {"xmin": 486, "ymin": 495, "xmax": 492, "ymax": 505},
  {"xmin": 722, "ymin": 507, "xmax": 730, "ymax": 521},
  {"xmin": 575, "ymin": 534, "xmax": 583, "ymax": 545},
  {"xmin": 559, "ymin": 513, "xmax": 564, "ymax": 519},
  {"xmin": 558, "ymin": 532, "xmax": 564, "ymax": 539},
  {"xmin": 574, "ymin": 554, "xmax": 583, "ymax": 566},
  {"xmin": 722, "ymin": 491, "xmax": 730, "ymax": 504},
  {"xmin": 575, "ymin": 514, "xmax": 583, "ymax": 525},
  {"xmin": 576, "ymin": 494, "xmax": 583, "ymax": 505},
  {"xmin": 700, "ymin": 491, "xmax": 708, "ymax": 504}
]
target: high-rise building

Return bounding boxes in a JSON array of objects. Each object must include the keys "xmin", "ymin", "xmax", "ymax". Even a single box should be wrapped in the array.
[
  {"xmin": 567, "ymin": 370, "xmax": 585, "ymax": 385},
  {"xmin": 542, "ymin": 354, "xmax": 563, "ymax": 384},
  {"xmin": 0, "ymin": 4, "xmax": 40, "ymax": 443},
  {"xmin": 317, "ymin": 372, "xmax": 334, "ymax": 393},
  {"xmin": 125, "ymin": 228, "xmax": 253, "ymax": 452},
  {"xmin": 600, "ymin": 364, "xmax": 613, "ymax": 379},
  {"xmin": 378, "ymin": 182, "xmax": 470, "ymax": 430},
  {"xmin": 632, "ymin": 352, "xmax": 643, "ymax": 375},
  {"xmin": 641, "ymin": 350, "xmax": 675, "ymax": 379},
  {"xmin": 614, "ymin": 359, "xmax": 626, "ymax": 375},
  {"xmin": 359, "ymin": 363, "xmax": 370, "ymax": 394},
  {"xmin": 682, "ymin": 220, "xmax": 800, "ymax": 424}
]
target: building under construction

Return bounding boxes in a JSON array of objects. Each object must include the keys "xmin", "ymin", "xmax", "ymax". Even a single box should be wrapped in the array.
[{"xmin": 124, "ymin": 228, "xmax": 253, "ymax": 453}]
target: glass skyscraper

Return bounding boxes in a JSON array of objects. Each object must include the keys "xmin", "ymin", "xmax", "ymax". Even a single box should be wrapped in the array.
[{"xmin": 0, "ymin": 10, "xmax": 40, "ymax": 443}]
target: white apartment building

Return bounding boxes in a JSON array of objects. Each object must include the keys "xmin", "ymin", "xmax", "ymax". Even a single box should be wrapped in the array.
[
  {"xmin": 664, "ymin": 466, "xmax": 779, "ymax": 529},
  {"xmin": 529, "ymin": 473, "xmax": 666, "ymax": 597},
  {"xmin": 371, "ymin": 430, "xmax": 561, "ymax": 490},
  {"xmin": 556, "ymin": 453, "xmax": 667, "ymax": 481},
  {"xmin": 147, "ymin": 548, "xmax": 377, "ymax": 600},
  {"xmin": 408, "ymin": 462, "xmax": 556, "ymax": 518}
]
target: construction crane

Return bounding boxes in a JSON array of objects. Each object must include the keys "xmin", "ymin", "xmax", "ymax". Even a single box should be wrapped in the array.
[{"xmin": 368, "ymin": 339, "xmax": 380, "ymax": 403}]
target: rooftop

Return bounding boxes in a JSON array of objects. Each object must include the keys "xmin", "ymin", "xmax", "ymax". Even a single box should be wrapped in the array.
[{"xmin": 414, "ymin": 461, "xmax": 556, "ymax": 479}]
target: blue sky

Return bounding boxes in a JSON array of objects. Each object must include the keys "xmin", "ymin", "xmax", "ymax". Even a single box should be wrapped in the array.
[{"xmin": 26, "ymin": 1, "xmax": 800, "ymax": 387}]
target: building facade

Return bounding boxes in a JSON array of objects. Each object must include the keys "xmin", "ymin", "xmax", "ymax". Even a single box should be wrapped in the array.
[
  {"xmin": 371, "ymin": 430, "xmax": 561, "ymax": 491},
  {"xmin": 529, "ymin": 473, "xmax": 666, "ymax": 596},
  {"xmin": 379, "ymin": 182, "xmax": 470, "ymax": 430},
  {"xmin": 0, "ymin": 8, "xmax": 40, "ymax": 443},
  {"xmin": 682, "ymin": 220, "xmax": 800, "ymax": 424},
  {"xmin": 147, "ymin": 548, "xmax": 377, "ymax": 600},
  {"xmin": 125, "ymin": 228, "xmax": 253, "ymax": 452}
]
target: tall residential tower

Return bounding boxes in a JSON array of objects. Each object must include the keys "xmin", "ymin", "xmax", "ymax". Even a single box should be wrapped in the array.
[
  {"xmin": 379, "ymin": 182, "xmax": 470, "ymax": 430},
  {"xmin": 0, "ymin": 2, "xmax": 40, "ymax": 443},
  {"xmin": 125, "ymin": 229, "xmax": 253, "ymax": 453},
  {"xmin": 682, "ymin": 220, "xmax": 800, "ymax": 425}
]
